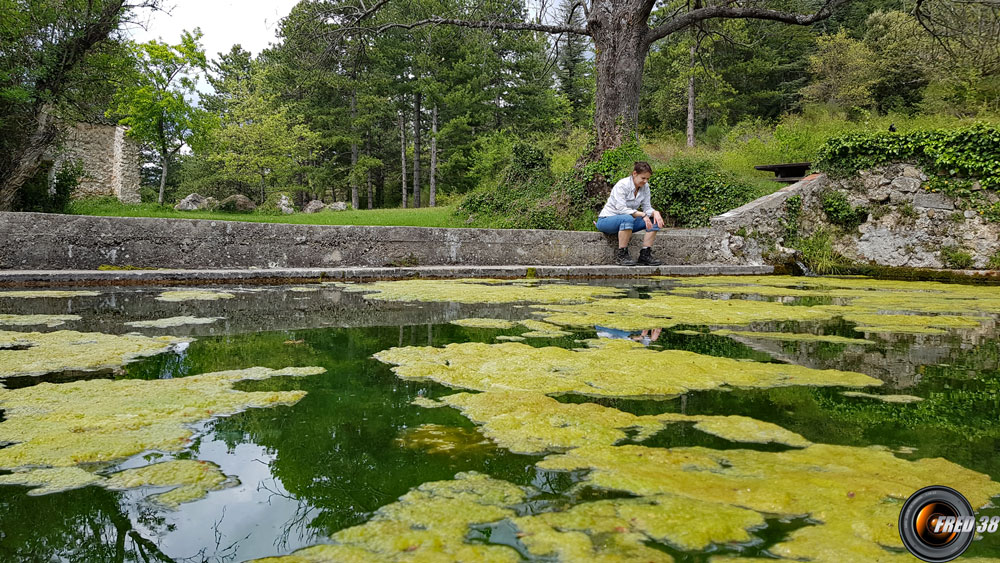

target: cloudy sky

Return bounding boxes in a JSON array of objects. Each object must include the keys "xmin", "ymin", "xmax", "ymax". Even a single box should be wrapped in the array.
[{"xmin": 126, "ymin": 0, "xmax": 300, "ymax": 60}]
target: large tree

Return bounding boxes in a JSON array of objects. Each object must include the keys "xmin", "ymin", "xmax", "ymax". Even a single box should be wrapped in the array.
[
  {"xmin": 332, "ymin": 0, "xmax": 852, "ymax": 157},
  {"xmin": 0, "ymin": 0, "xmax": 159, "ymax": 211}
]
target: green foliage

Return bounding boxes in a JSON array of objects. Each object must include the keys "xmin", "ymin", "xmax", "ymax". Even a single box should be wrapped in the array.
[
  {"xmin": 13, "ymin": 160, "xmax": 82, "ymax": 213},
  {"xmin": 801, "ymin": 30, "xmax": 880, "ymax": 114},
  {"xmin": 988, "ymin": 250, "xmax": 1000, "ymax": 270},
  {"xmin": 581, "ymin": 141, "xmax": 648, "ymax": 185},
  {"xmin": 816, "ymin": 124, "xmax": 1000, "ymax": 190},
  {"xmin": 940, "ymin": 245, "xmax": 974, "ymax": 270},
  {"xmin": 649, "ymin": 157, "xmax": 760, "ymax": 228},
  {"xmin": 821, "ymin": 190, "xmax": 868, "ymax": 230},
  {"xmin": 795, "ymin": 228, "xmax": 854, "ymax": 275},
  {"xmin": 782, "ymin": 195, "xmax": 803, "ymax": 242}
]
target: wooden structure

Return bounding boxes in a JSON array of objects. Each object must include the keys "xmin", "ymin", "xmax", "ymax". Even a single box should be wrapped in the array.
[{"xmin": 754, "ymin": 162, "xmax": 811, "ymax": 183}]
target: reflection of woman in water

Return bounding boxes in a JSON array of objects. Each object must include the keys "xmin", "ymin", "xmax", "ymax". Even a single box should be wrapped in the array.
[{"xmin": 595, "ymin": 326, "xmax": 662, "ymax": 346}]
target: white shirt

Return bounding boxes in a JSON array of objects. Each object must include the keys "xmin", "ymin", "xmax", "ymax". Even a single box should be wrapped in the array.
[{"xmin": 599, "ymin": 176, "xmax": 655, "ymax": 218}]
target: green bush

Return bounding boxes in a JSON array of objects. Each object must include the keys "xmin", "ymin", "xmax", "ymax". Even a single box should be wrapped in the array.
[
  {"xmin": 816, "ymin": 124, "xmax": 1000, "ymax": 189},
  {"xmin": 821, "ymin": 190, "xmax": 869, "ymax": 230},
  {"xmin": 14, "ymin": 160, "xmax": 82, "ymax": 213},
  {"xmin": 649, "ymin": 157, "xmax": 760, "ymax": 227}
]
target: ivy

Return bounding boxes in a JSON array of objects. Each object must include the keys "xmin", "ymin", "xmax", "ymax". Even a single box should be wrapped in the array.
[
  {"xmin": 821, "ymin": 190, "xmax": 868, "ymax": 230},
  {"xmin": 816, "ymin": 124, "xmax": 1000, "ymax": 190},
  {"xmin": 649, "ymin": 157, "xmax": 760, "ymax": 228}
]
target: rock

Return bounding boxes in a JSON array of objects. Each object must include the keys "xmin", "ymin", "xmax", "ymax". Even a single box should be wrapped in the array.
[
  {"xmin": 868, "ymin": 186, "xmax": 891, "ymax": 202},
  {"xmin": 278, "ymin": 194, "xmax": 295, "ymax": 215},
  {"xmin": 174, "ymin": 193, "xmax": 212, "ymax": 211},
  {"xmin": 926, "ymin": 209, "xmax": 935, "ymax": 219},
  {"xmin": 901, "ymin": 165, "xmax": 926, "ymax": 181},
  {"xmin": 965, "ymin": 210, "xmax": 977, "ymax": 219},
  {"xmin": 891, "ymin": 177, "xmax": 922, "ymax": 193},
  {"xmin": 218, "ymin": 194, "xmax": 256, "ymax": 212},
  {"xmin": 303, "ymin": 200, "xmax": 326, "ymax": 214},
  {"xmin": 326, "ymin": 202, "xmax": 347, "ymax": 211},
  {"xmin": 914, "ymin": 191, "xmax": 955, "ymax": 210}
]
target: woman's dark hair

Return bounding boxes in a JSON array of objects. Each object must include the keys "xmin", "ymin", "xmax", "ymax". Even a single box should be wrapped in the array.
[{"xmin": 633, "ymin": 161, "xmax": 653, "ymax": 175}]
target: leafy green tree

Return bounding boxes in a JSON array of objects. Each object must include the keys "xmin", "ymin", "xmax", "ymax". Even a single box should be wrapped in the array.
[
  {"xmin": 108, "ymin": 30, "xmax": 214, "ymax": 205},
  {"xmin": 0, "ymin": 0, "xmax": 158, "ymax": 210},
  {"xmin": 207, "ymin": 65, "xmax": 320, "ymax": 203},
  {"xmin": 800, "ymin": 29, "xmax": 880, "ymax": 114},
  {"xmin": 555, "ymin": 0, "xmax": 595, "ymax": 127}
]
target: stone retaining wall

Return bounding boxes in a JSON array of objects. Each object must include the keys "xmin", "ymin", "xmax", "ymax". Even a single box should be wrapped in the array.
[
  {"xmin": 709, "ymin": 165, "xmax": 1000, "ymax": 269},
  {"xmin": 0, "ymin": 212, "xmax": 716, "ymax": 270}
]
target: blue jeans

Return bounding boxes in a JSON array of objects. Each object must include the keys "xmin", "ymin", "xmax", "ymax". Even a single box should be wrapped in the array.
[{"xmin": 596, "ymin": 214, "xmax": 660, "ymax": 234}]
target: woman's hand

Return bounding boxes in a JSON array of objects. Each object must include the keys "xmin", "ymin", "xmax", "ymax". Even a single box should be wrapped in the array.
[
  {"xmin": 652, "ymin": 211, "xmax": 665, "ymax": 229},
  {"xmin": 644, "ymin": 216, "xmax": 653, "ymax": 231}
]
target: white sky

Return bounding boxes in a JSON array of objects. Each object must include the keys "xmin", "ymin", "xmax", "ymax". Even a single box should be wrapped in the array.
[{"xmin": 126, "ymin": 0, "xmax": 300, "ymax": 60}]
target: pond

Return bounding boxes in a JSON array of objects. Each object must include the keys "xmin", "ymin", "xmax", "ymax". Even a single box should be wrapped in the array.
[{"xmin": 2, "ymin": 276, "xmax": 1000, "ymax": 562}]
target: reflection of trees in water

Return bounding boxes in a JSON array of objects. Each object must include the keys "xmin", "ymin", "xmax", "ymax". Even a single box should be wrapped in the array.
[{"xmin": 0, "ymin": 486, "xmax": 172, "ymax": 563}]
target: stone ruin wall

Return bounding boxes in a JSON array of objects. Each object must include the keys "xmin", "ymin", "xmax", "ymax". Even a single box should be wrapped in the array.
[
  {"xmin": 52, "ymin": 122, "xmax": 141, "ymax": 204},
  {"xmin": 708, "ymin": 164, "xmax": 1000, "ymax": 269}
]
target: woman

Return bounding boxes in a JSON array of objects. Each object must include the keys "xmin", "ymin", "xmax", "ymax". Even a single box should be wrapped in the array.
[{"xmin": 595, "ymin": 161, "xmax": 665, "ymax": 266}]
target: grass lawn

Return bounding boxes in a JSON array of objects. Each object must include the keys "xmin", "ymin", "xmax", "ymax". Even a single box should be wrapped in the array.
[{"xmin": 66, "ymin": 198, "xmax": 467, "ymax": 228}]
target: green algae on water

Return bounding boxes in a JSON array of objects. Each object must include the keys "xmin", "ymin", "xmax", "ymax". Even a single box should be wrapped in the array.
[
  {"xmin": 0, "ymin": 466, "xmax": 104, "ymax": 495},
  {"xmin": 538, "ymin": 443, "xmax": 1000, "ymax": 562},
  {"xmin": 125, "ymin": 316, "xmax": 222, "ymax": 328},
  {"xmin": 435, "ymin": 391, "xmax": 811, "ymax": 454},
  {"xmin": 105, "ymin": 459, "xmax": 236, "ymax": 508},
  {"xmin": 450, "ymin": 318, "xmax": 518, "ymax": 329},
  {"xmin": 374, "ymin": 339, "xmax": 881, "ymax": 400},
  {"xmin": 254, "ymin": 472, "xmax": 526, "ymax": 563},
  {"xmin": 396, "ymin": 424, "xmax": 494, "ymax": 455},
  {"xmin": 712, "ymin": 329, "xmax": 876, "ymax": 346},
  {"xmin": 0, "ymin": 366, "xmax": 323, "ymax": 492},
  {"xmin": 0, "ymin": 290, "xmax": 101, "ymax": 299},
  {"xmin": 495, "ymin": 335, "xmax": 525, "ymax": 342},
  {"xmin": 0, "ymin": 314, "xmax": 81, "ymax": 328},
  {"xmin": 341, "ymin": 279, "xmax": 625, "ymax": 304},
  {"xmin": 0, "ymin": 330, "xmax": 187, "ymax": 378},
  {"xmin": 155, "ymin": 289, "xmax": 236, "ymax": 302},
  {"xmin": 841, "ymin": 391, "xmax": 924, "ymax": 404}
]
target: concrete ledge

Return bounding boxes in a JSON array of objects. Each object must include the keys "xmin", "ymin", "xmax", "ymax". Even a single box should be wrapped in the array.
[
  {"xmin": 0, "ymin": 264, "xmax": 775, "ymax": 287},
  {"xmin": 0, "ymin": 212, "xmax": 715, "ymax": 270}
]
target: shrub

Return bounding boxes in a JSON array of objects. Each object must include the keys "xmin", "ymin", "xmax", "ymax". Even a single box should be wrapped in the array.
[
  {"xmin": 940, "ymin": 245, "xmax": 974, "ymax": 269},
  {"xmin": 14, "ymin": 160, "xmax": 82, "ymax": 213},
  {"xmin": 821, "ymin": 190, "xmax": 869, "ymax": 230},
  {"xmin": 816, "ymin": 124, "xmax": 1000, "ymax": 189},
  {"xmin": 796, "ymin": 228, "xmax": 854, "ymax": 275},
  {"xmin": 649, "ymin": 157, "xmax": 760, "ymax": 227}
]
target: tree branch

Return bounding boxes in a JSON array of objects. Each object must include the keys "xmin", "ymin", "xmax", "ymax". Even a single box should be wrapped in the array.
[
  {"xmin": 358, "ymin": 16, "xmax": 590, "ymax": 37},
  {"xmin": 647, "ymin": 0, "xmax": 850, "ymax": 44}
]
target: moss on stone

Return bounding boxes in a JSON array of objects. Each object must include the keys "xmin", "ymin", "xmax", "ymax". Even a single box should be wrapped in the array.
[
  {"xmin": 374, "ymin": 340, "xmax": 881, "ymax": 400},
  {"xmin": 0, "ymin": 330, "xmax": 187, "ymax": 378},
  {"xmin": 288, "ymin": 286, "xmax": 321, "ymax": 292},
  {"xmin": 841, "ymin": 391, "xmax": 924, "ymax": 404},
  {"xmin": 125, "ymin": 316, "xmax": 222, "ymax": 328},
  {"xmin": 105, "ymin": 459, "xmax": 235, "ymax": 508},
  {"xmin": 341, "ymin": 279, "xmax": 624, "ymax": 304},
  {"xmin": 155, "ymin": 290, "xmax": 236, "ymax": 302},
  {"xmin": 0, "ymin": 314, "xmax": 81, "ymax": 328},
  {"xmin": 0, "ymin": 290, "xmax": 101, "ymax": 299}
]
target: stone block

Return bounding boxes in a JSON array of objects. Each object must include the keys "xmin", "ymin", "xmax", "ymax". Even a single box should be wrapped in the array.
[
  {"xmin": 219, "ymin": 194, "xmax": 256, "ymax": 212},
  {"xmin": 913, "ymin": 191, "xmax": 955, "ymax": 210},
  {"xmin": 303, "ymin": 200, "xmax": 326, "ymax": 214},
  {"xmin": 174, "ymin": 193, "xmax": 212, "ymax": 211},
  {"xmin": 328, "ymin": 202, "xmax": 348, "ymax": 211},
  {"xmin": 891, "ymin": 177, "xmax": 922, "ymax": 193}
]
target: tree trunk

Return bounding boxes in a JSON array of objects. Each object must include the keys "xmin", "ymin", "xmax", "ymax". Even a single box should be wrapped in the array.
[
  {"xmin": 687, "ymin": 41, "xmax": 696, "ymax": 148},
  {"xmin": 0, "ymin": 108, "xmax": 59, "ymax": 211},
  {"xmin": 412, "ymin": 92, "xmax": 422, "ymax": 209},
  {"xmin": 430, "ymin": 104, "xmax": 437, "ymax": 207},
  {"xmin": 587, "ymin": 0, "xmax": 651, "ymax": 156},
  {"xmin": 399, "ymin": 110, "xmax": 407, "ymax": 209},
  {"xmin": 350, "ymin": 90, "xmax": 359, "ymax": 211},
  {"xmin": 158, "ymin": 153, "xmax": 169, "ymax": 205},
  {"xmin": 366, "ymin": 140, "xmax": 373, "ymax": 210}
]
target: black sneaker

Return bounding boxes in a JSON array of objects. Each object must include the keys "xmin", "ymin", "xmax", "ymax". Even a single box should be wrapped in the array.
[
  {"xmin": 637, "ymin": 247, "xmax": 662, "ymax": 266},
  {"xmin": 616, "ymin": 248, "xmax": 637, "ymax": 266}
]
